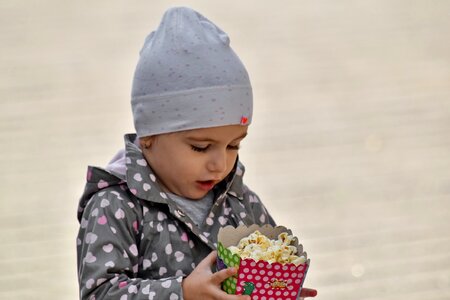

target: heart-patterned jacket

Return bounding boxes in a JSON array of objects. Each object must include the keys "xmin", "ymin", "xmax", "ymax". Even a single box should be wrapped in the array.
[{"xmin": 76, "ymin": 134, "xmax": 276, "ymax": 299}]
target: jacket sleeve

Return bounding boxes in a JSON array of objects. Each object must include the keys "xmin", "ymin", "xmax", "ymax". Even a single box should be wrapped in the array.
[
  {"xmin": 242, "ymin": 187, "xmax": 276, "ymax": 226},
  {"xmin": 77, "ymin": 190, "xmax": 184, "ymax": 300}
]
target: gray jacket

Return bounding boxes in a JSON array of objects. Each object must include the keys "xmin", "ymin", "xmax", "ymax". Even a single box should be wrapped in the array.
[{"xmin": 76, "ymin": 134, "xmax": 276, "ymax": 299}]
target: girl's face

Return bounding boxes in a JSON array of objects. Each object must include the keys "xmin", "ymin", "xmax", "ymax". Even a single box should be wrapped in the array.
[{"xmin": 140, "ymin": 125, "xmax": 248, "ymax": 200}]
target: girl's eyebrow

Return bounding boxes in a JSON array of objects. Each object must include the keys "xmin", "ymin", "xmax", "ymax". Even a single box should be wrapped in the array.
[{"xmin": 186, "ymin": 132, "xmax": 247, "ymax": 143}]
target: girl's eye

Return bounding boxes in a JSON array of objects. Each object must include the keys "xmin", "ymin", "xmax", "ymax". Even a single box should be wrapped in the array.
[{"xmin": 191, "ymin": 145, "xmax": 209, "ymax": 152}]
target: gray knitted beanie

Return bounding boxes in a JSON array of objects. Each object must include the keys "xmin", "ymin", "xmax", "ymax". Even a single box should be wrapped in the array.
[{"xmin": 131, "ymin": 7, "xmax": 253, "ymax": 137}]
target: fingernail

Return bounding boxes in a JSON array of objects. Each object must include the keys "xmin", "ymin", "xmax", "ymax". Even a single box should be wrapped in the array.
[{"xmin": 229, "ymin": 267, "xmax": 236, "ymax": 273}]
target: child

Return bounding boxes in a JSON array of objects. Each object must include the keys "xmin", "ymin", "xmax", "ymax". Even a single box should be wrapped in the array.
[{"xmin": 77, "ymin": 7, "xmax": 317, "ymax": 300}]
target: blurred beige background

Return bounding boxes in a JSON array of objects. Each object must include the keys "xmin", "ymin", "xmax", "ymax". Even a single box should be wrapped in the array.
[{"xmin": 1, "ymin": 1, "xmax": 449, "ymax": 299}]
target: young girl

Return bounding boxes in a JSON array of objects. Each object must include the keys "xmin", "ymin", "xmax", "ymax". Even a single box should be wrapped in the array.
[{"xmin": 77, "ymin": 7, "xmax": 317, "ymax": 300}]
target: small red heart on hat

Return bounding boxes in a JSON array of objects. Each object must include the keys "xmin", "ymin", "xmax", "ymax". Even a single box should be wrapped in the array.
[{"xmin": 240, "ymin": 116, "xmax": 248, "ymax": 125}]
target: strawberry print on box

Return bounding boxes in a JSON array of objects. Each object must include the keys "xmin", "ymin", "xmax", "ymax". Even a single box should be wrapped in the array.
[{"xmin": 217, "ymin": 225, "xmax": 310, "ymax": 300}]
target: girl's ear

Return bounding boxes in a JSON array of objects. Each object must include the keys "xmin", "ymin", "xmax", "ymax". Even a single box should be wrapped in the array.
[{"xmin": 139, "ymin": 136, "xmax": 154, "ymax": 149}]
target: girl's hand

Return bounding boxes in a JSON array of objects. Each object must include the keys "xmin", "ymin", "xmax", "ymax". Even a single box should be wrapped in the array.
[{"xmin": 182, "ymin": 251, "xmax": 250, "ymax": 300}]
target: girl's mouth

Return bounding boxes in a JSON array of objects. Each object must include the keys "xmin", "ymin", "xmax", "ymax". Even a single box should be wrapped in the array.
[{"xmin": 196, "ymin": 180, "xmax": 216, "ymax": 191}]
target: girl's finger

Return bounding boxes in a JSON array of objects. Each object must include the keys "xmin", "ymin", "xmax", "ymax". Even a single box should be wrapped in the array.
[
  {"xmin": 211, "ymin": 267, "xmax": 237, "ymax": 285},
  {"xmin": 300, "ymin": 288, "xmax": 318, "ymax": 298},
  {"xmin": 215, "ymin": 290, "xmax": 250, "ymax": 300}
]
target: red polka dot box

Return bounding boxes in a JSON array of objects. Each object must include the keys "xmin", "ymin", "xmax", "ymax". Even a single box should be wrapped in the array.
[{"xmin": 217, "ymin": 224, "xmax": 310, "ymax": 300}]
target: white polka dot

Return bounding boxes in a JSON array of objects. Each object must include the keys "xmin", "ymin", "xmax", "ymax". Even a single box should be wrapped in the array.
[
  {"xmin": 105, "ymin": 261, "xmax": 115, "ymax": 267},
  {"xmin": 157, "ymin": 212, "xmax": 167, "ymax": 221},
  {"xmin": 161, "ymin": 280, "xmax": 172, "ymax": 288},
  {"xmin": 133, "ymin": 173, "xmax": 142, "ymax": 182},
  {"xmin": 80, "ymin": 218, "xmax": 88, "ymax": 229},
  {"xmin": 174, "ymin": 251, "xmax": 185, "ymax": 262},
  {"xmin": 114, "ymin": 209, "xmax": 125, "ymax": 219},
  {"xmin": 129, "ymin": 244, "xmax": 138, "ymax": 256},
  {"xmin": 100, "ymin": 199, "xmax": 110, "ymax": 207},
  {"xmin": 165, "ymin": 244, "xmax": 172, "ymax": 254},
  {"xmin": 85, "ymin": 233, "xmax": 98, "ymax": 244},
  {"xmin": 143, "ymin": 259, "xmax": 151, "ymax": 270},
  {"xmin": 142, "ymin": 284, "xmax": 150, "ymax": 294},
  {"xmin": 218, "ymin": 216, "xmax": 227, "ymax": 225},
  {"xmin": 151, "ymin": 252, "xmax": 158, "ymax": 262},
  {"xmin": 84, "ymin": 252, "xmax": 96, "ymax": 263},
  {"xmin": 102, "ymin": 243, "xmax": 113, "ymax": 253},
  {"xmin": 128, "ymin": 285, "xmax": 138, "ymax": 294},
  {"xmin": 136, "ymin": 159, "xmax": 147, "ymax": 166},
  {"xmin": 259, "ymin": 214, "xmax": 266, "ymax": 223},
  {"xmin": 97, "ymin": 278, "xmax": 107, "ymax": 286},
  {"xmin": 85, "ymin": 278, "xmax": 95, "ymax": 289},
  {"xmin": 170, "ymin": 293, "xmax": 179, "ymax": 300}
]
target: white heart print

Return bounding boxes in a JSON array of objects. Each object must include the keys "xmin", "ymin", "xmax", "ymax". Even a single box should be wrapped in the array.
[
  {"xmin": 133, "ymin": 173, "xmax": 143, "ymax": 182},
  {"xmin": 85, "ymin": 278, "xmax": 95, "ymax": 289},
  {"xmin": 102, "ymin": 243, "xmax": 114, "ymax": 253},
  {"xmin": 84, "ymin": 252, "xmax": 96, "ymax": 263},
  {"xmin": 115, "ymin": 208, "xmax": 125, "ymax": 219},
  {"xmin": 174, "ymin": 251, "xmax": 185, "ymax": 262},
  {"xmin": 137, "ymin": 159, "xmax": 147, "ymax": 166}
]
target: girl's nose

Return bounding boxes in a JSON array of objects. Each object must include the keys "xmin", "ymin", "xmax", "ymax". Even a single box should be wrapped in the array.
[{"xmin": 207, "ymin": 150, "xmax": 227, "ymax": 173}]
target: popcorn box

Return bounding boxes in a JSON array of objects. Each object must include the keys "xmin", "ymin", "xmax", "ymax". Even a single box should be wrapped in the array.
[{"xmin": 217, "ymin": 224, "xmax": 310, "ymax": 300}]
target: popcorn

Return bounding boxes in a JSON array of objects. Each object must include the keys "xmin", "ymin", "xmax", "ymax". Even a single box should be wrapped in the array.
[
  {"xmin": 228, "ymin": 230, "xmax": 307, "ymax": 266},
  {"xmin": 217, "ymin": 225, "xmax": 310, "ymax": 300}
]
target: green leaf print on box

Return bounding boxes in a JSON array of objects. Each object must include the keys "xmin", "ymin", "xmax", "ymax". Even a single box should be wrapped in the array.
[{"xmin": 217, "ymin": 242, "xmax": 241, "ymax": 294}]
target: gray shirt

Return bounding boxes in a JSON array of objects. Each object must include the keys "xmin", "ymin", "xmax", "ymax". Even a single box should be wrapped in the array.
[{"xmin": 168, "ymin": 191, "xmax": 214, "ymax": 226}]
